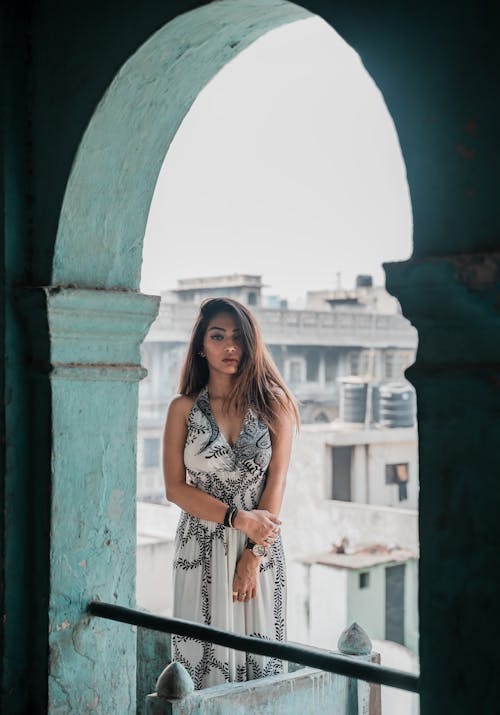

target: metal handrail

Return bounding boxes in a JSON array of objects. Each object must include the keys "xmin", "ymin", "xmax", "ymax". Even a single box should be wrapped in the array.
[{"xmin": 88, "ymin": 601, "xmax": 420, "ymax": 693}]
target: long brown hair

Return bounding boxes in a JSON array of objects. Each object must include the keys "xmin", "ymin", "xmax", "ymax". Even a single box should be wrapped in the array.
[{"xmin": 178, "ymin": 297, "xmax": 300, "ymax": 433}]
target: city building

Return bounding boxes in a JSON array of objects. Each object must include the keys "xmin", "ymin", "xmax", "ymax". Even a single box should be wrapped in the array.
[
  {"xmin": 299, "ymin": 544, "xmax": 419, "ymax": 654},
  {"xmin": 327, "ymin": 425, "xmax": 418, "ymax": 509},
  {"xmin": 161, "ymin": 273, "xmax": 266, "ymax": 307}
]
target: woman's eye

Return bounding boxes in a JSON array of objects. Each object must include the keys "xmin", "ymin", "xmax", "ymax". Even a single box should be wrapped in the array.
[{"xmin": 211, "ymin": 334, "xmax": 223, "ymax": 341}]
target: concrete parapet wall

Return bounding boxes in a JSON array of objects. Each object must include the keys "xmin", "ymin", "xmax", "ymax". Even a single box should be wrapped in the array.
[{"xmin": 147, "ymin": 663, "xmax": 376, "ymax": 715}]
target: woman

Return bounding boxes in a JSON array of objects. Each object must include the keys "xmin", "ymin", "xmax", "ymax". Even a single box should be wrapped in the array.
[{"xmin": 162, "ymin": 297, "xmax": 299, "ymax": 689}]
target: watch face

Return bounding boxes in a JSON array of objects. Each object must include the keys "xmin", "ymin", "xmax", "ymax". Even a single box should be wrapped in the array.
[{"xmin": 252, "ymin": 544, "xmax": 266, "ymax": 557}]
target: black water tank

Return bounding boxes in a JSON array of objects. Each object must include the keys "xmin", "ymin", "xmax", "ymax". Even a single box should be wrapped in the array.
[
  {"xmin": 355, "ymin": 274, "xmax": 373, "ymax": 288},
  {"xmin": 339, "ymin": 379, "xmax": 368, "ymax": 423},
  {"xmin": 379, "ymin": 382, "xmax": 416, "ymax": 428}
]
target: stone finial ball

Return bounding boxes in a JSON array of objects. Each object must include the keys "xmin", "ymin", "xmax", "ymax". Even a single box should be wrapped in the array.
[
  {"xmin": 156, "ymin": 661, "xmax": 195, "ymax": 699},
  {"xmin": 338, "ymin": 622, "xmax": 372, "ymax": 655}
]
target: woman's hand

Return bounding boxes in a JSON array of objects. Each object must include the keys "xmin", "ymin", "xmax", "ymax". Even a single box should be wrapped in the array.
[
  {"xmin": 232, "ymin": 551, "xmax": 260, "ymax": 602},
  {"xmin": 234, "ymin": 509, "xmax": 281, "ymax": 547}
]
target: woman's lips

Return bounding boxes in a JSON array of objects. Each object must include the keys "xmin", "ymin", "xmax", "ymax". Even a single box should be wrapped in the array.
[{"xmin": 223, "ymin": 358, "xmax": 238, "ymax": 363}]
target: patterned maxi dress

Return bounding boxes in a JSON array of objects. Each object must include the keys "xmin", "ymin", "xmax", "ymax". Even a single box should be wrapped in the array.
[{"xmin": 172, "ymin": 385, "xmax": 287, "ymax": 689}]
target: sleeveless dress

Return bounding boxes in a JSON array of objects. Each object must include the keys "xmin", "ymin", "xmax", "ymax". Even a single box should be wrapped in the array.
[{"xmin": 172, "ymin": 385, "xmax": 287, "ymax": 689}]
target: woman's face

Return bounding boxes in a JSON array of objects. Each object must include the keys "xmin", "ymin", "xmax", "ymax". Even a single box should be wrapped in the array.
[{"xmin": 202, "ymin": 311, "xmax": 243, "ymax": 377}]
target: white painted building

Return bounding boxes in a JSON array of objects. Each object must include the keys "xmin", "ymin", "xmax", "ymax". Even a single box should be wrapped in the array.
[
  {"xmin": 327, "ymin": 425, "xmax": 418, "ymax": 509},
  {"xmin": 297, "ymin": 547, "xmax": 418, "ymax": 654}
]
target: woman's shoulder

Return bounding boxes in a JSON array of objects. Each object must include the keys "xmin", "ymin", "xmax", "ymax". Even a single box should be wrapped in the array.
[
  {"xmin": 267, "ymin": 384, "xmax": 299, "ymax": 431},
  {"xmin": 167, "ymin": 393, "xmax": 198, "ymax": 423}
]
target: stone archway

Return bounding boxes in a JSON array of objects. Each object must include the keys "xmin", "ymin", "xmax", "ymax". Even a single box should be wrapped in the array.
[
  {"xmin": 45, "ymin": 3, "xmax": 342, "ymax": 712},
  {"xmin": 46, "ymin": 0, "xmax": 420, "ymax": 708}
]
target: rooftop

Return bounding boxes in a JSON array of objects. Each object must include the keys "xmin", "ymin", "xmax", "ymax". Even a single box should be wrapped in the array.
[
  {"xmin": 301, "ymin": 542, "xmax": 418, "ymax": 569},
  {"xmin": 172, "ymin": 273, "xmax": 264, "ymax": 291}
]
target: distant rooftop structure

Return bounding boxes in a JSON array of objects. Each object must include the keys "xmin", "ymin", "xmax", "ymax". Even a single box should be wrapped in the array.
[
  {"xmin": 161, "ymin": 273, "xmax": 265, "ymax": 307},
  {"xmin": 160, "ymin": 272, "xmax": 403, "ymax": 315},
  {"xmin": 306, "ymin": 274, "xmax": 401, "ymax": 315},
  {"xmin": 176, "ymin": 273, "xmax": 264, "ymax": 291},
  {"xmin": 301, "ymin": 542, "xmax": 418, "ymax": 570}
]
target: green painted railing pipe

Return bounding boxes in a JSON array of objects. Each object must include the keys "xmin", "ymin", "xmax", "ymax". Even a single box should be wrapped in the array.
[{"xmin": 88, "ymin": 601, "xmax": 420, "ymax": 693}]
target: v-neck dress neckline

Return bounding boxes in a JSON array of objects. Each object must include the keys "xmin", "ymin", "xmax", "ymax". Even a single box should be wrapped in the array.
[{"xmin": 203, "ymin": 385, "xmax": 249, "ymax": 451}]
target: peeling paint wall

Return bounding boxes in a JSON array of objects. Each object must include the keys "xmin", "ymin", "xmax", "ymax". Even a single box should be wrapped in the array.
[
  {"xmin": 44, "ymin": 289, "xmax": 159, "ymax": 712},
  {"xmin": 49, "ymin": 378, "xmax": 138, "ymax": 713}
]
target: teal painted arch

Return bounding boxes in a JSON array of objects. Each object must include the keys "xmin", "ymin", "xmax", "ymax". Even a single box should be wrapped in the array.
[{"xmin": 54, "ymin": 0, "xmax": 314, "ymax": 289}]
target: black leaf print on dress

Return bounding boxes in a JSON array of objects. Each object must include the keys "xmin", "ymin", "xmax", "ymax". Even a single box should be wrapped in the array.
[{"xmin": 172, "ymin": 385, "xmax": 285, "ymax": 689}]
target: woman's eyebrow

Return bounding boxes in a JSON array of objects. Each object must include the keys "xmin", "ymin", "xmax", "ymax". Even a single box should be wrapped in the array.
[{"xmin": 207, "ymin": 326, "xmax": 240, "ymax": 333}]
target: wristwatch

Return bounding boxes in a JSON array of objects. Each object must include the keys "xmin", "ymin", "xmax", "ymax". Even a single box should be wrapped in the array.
[{"xmin": 246, "ymin": 540, "xmax": 267, "ymax": 557}]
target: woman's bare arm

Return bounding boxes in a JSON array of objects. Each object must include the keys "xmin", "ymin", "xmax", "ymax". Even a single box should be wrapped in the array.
[
  {"xmin": 163, "ymin": 395, "xmax": 280, "ymax": 542},
  {"xmin": 255, "ymin": 405, "xmax": 294, "ymax": 517},
  {"xmin": 163, "ymin": 395, "xmax": 229, "ymax": 522}
]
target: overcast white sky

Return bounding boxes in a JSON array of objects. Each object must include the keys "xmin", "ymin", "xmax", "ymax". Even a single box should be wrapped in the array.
[{"xmin": 140, "ymin": 16, "xmax": 413, "ymax": 304}]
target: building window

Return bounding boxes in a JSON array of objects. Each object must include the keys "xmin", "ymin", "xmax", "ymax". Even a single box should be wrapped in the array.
[
  {"xmin": 331, "ymin": 446, "xmax": 353, "ymax": 501},
  {"xmin": 383, "ymin": 351, "xmax": 397, "ymax": 379},
  {"xmin": 313, "ymin": 411, "xmax": 329, "ymax": 423},
  {"xmin": 348, "ymin": 350, "xmax": 369, "ymax": 377},
  {"xmin": 268, "ymin": 345, "xmax": 284, "ymax": 373},
  {"xmin": 306, "ymin": 350, "xmax": 320, "ymax": 382},
  {"xmin": 325, "ymin": 354, "xmax": 337, "ymax": 382},
  {"xmin": 359, "ymin": 572, "xmax": 370, "ymax": 589},
  {"xmin": 385, "ymin": 463, "xmax": 409, "ymax": 501},
  {"xmin": 288, "ymin": 360, "xmax": 303, "ymax": 384},
  {"xmin": 143, "ymin": 437, "xmax": 160, "ymax": 468},
  {"xmin": 247, "ymin": 291, "xmax": 257, "ymax": 306}
]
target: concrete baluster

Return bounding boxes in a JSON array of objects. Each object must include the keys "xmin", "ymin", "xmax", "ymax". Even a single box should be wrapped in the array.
[
  {"xmin": 146, "ymin": 661, "xmax": 195, "ymax": 714},
  {"xmin": 338, "ymin": 622, "xmax": 381, "ymax": 715}
]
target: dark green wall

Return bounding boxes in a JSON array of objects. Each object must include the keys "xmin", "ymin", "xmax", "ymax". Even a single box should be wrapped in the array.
[
  {"xmin": 2, "ymin": 5, "xmax": 52, "ymax": 711},
  {"xmin": 1, "ymin": 0, "xmax": 499, "ymax": 712}
]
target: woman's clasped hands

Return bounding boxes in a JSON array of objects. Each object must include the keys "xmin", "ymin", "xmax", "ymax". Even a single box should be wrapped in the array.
[
  {"xmin": 232, "ymin": 509, "xmax": 281, "ymax": 602},
  {"xmin": 234, "ymin": 508, "xmax": 281, "ymax": 548}
]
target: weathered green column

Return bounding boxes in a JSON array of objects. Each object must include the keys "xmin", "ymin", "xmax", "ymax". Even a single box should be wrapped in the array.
[
  {"xmin": 23, "ymin": 287, "xmax": 159, "ymax": 713},
  {"xmin": 385, "ymin": 253, "xmax": 500, "ymax": 714}
]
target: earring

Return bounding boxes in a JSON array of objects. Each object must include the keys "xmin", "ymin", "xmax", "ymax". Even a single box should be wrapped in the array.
[{"xmin": 199, "ymin": 351, "xmax": 206, "ymax": 358}]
